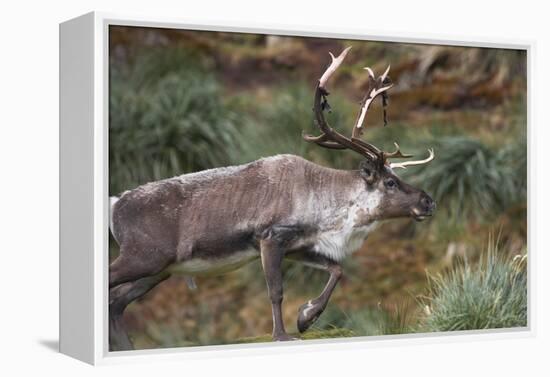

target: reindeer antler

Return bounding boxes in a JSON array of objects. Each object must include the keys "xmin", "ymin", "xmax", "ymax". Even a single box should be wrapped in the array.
[
  {"xmin": 303, "ymin": 47, "xmax": 435, "ymax": 170},
  {"xmin": 352, "ymin": 64, "xmax": 392, "ymax": 139},
  {"xmin": 390, "ymin": 148, "xmax": 435, "ymax": 170},
  {"xmin": 303, "ymin": 47, "xmax": 379, "ymax": 160}
]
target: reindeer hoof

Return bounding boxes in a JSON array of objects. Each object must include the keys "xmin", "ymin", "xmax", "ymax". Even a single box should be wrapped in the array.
[
  {"xmin": 297, "ymin": 300, "xmax": 323, "ymax": 333},
  {"xmin": 273, "ymin": 333, "xmax": 298, "ymax": 341}
]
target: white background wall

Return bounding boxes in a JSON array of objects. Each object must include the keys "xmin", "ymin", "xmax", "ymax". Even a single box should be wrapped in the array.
[{"xmin": 0, "ymin": 0, "xmax": 548, "ymax": 375}]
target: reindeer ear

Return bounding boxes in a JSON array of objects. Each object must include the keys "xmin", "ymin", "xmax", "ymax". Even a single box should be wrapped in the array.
[{"xmin": 359, "ymin": 160, "xmax": 379, "ymax": 185}]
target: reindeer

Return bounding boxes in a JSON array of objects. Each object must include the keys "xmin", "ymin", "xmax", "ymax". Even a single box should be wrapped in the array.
[{"xmin": 108, "ymin": 47, "xmax": 436, "ymax": 350}]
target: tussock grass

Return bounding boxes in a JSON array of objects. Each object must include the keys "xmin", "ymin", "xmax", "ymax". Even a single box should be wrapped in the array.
[
  {"xmin": 420, "ymin": 241, "xmax": 527, "ymax": 332},
  {"xmin": 109, "ymin": 48, "xmax": 241, "ymax": 194},
  {"xmin": 405, "ymin": 135, "xmax": 527, "ymax": 221}
]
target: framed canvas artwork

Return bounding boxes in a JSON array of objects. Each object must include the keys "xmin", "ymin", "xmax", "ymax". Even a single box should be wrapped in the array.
[{"xmin": 59, "ymin": 12, "xmax": 531, "ymax": 365}]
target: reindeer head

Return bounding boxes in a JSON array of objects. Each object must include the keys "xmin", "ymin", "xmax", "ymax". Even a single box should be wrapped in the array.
[{"xmin": 303, "ymin": 47, "xmax": 436, "ymax": 222}]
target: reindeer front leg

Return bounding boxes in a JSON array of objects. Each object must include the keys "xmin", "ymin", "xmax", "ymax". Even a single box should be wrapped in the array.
[
  {"xmin": 286, "ymin": 252, "xmax": 342, "ymax": 333},
  {"xmin": 260, "ymin": 238, "xmax": 296, "ymax": 341}
]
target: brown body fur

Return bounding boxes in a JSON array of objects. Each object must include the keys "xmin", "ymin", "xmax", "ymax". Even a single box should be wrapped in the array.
[{"xmin": 110, "ymin": 155, "xmax": 359, "ymax": 287}]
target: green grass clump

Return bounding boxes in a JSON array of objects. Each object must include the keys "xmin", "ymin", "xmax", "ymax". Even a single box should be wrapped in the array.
[
  {"xmin": 109, "ymin": 48, "xmax": 241, "ymax": 194},
  {"xmin": 404, "ymin": 135, "xmax": 526, "ymax": 221},
  {"xmin": 421, "ymin": 243, "xmax": 527, "ymax": 332},
  {"xmin": 496, "ymin": 131, "xmax": 527, "ymax": 204}
]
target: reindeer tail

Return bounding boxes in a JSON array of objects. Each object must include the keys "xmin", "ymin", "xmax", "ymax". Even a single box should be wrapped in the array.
[{"xmin": 109, "ymin": 196, "xmax": 120, "ymax": 241}]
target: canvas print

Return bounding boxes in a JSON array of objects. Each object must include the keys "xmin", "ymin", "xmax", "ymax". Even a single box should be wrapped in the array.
[{"xmin": 108, "ymin": 26, "xmax": 527, "ymax": 351}]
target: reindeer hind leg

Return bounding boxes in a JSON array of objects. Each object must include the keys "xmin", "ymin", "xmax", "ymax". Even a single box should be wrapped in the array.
[
  {"xmin": 109, "ymin": 243, "xmax": 174, "ymax": 288},
  {"xmin": 109, "ymin": 271, "xmax": 171, "ymax": 351}
]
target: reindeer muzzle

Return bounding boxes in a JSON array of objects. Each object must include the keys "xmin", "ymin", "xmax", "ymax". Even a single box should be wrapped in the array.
[{"xmin": 412, "ymin": 193, "xmax": 436, "ymax": 221}]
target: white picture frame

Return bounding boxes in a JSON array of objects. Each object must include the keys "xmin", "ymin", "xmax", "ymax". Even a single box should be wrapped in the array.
[{"xmin": 59, "ymin": 11, "xmax": 534, "ymax": 365}]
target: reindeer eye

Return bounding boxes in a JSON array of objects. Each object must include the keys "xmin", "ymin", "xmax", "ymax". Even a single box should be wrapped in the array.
[{"xmin": 385, "ymin": 179, "xmax": 397, "ymax": 188}]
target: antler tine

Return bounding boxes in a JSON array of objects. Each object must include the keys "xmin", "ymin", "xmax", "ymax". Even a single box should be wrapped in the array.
[
  {"xmin": 380, "ymin": 65, "xmax": 391, "ymax": 83},
  {"xmin": 383, "ymin": 142, "xmax": 413, "ymax": 160},
  {"xmin": 390, "ymin": 148, "xmax": 435, "ymax": 170},
  {"xmin": 365, "ymin": 67, "xmax": 375, "ymax": 79},
  {"xmin": 319, "ymin": 46, "xmax": 352, "ymax": 90}
]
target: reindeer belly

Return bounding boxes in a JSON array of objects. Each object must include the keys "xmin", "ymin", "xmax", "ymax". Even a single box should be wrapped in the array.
[{"xmin": 169, "ymin": 248, "xmax": 260, "ymax": 276}]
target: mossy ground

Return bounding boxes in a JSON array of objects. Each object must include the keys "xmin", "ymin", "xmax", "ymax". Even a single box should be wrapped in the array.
[{"xmin": 236, "ymin": 328, "xmax": 356, "ymax": 344}]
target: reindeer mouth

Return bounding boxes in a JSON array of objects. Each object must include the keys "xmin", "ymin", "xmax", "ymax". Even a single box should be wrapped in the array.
[
  {"xmin": 411, "ymin": 208, "xmax": 433, "ymax": 222},
  {"xmin": 414, "ymin": 214, "xmax": 431, "ymax": 222}
]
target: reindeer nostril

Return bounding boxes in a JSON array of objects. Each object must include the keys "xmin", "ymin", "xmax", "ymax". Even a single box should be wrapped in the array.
[{"xmin": 421, "ymin": 195, "xmax": 435, "ymax": 210}]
